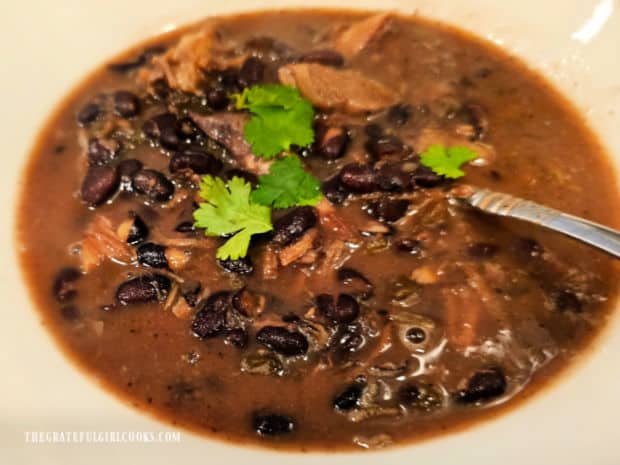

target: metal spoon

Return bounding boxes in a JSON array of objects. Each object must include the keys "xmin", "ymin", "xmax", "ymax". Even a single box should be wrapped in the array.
[{"xmin": 453, "ymin": 185, "xmax": 620, "ymax": 259}]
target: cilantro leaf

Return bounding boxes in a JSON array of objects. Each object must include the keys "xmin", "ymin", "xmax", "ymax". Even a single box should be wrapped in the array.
[
  {"xmin": 251, "ymin": 155, "xmax": 323, "ymax": 208},
  {"xmin": 419, "ymin": 145, "xmax": 478, "ymax": 179},
  {"xmin": 193, "ymin": 176, "xmax": 273, "ymax": 260},
  {"xmin": 232, "ymin": 84, "xmax": 315, "ymax": 159}
]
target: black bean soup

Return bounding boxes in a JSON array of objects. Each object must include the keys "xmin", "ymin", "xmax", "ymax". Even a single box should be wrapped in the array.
[{"xmin": 17, "ymin": 9, "xmax": 620, "ymax": 450}]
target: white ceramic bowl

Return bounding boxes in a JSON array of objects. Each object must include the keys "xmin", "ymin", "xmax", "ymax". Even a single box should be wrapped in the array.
[{"xmin": 2, "ymin": 1, "xmax": 619, "ymax": 464}]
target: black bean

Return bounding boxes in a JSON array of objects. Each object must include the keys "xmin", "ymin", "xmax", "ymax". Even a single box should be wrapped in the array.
[
  {"xmin": 337, "ymin": 267, "xmax": 374, "ymax": 300},
  {"xmin": 126, "ymin": 214, "xmax": 149, "ymax": 245},
  {"xmin": 336, "ymin": 294, "xmax": 360, "ymax": 323},
  {"xmin": 387, "ymin": 103, "xmax": 413, "ymax": 126},
  {"xmin": 455, "ymin": 367, "xmax": 507, "ymax": 404},
  {"xmin": 87, "ymin": 138, "xmax": 121, "ymax": 166},
  {"xmin": 113, "ymin": 90, "xmax": 141, "ymax": 118},
  {"xmin": 175, "ymin": 221, "xmax": 196, "ymax": 233},
  {"xmin": 146, "ymin": 112, "xmax": 178, "ymax": 136},
  {"xmin": 394, "ymin": 238, "xmax": 424, "ymax": 256},
  {"xmin": 132, "ymin": 169, "xmax": 175, "ymax": 202},
  {"xmin": 366, "ymin": 198, "xmax": 410, "ymax": 223},
  {"xmin": 365, "ymin": 135, "xmax": 405, "ymax": 159},
  {"xmin": 411, "ymin": 165, "xmax": 445, "ymax": 188},
  {"xmin": 239, "ymin": 57, "xmax": 265, "ymax": 87},
  {"xmin": 137, "ymin": 242, "xmax": 168, "ymax": 268},
  {"xmin": 169, "ymin": 148, "xmax": 222, "ymax": 175},
  {"xmin": 256, "ymin": 326, "xmax": 308, "ymax": 356},
  {"xmin": 272, "ymin": 206, "xmax": 318, "ymax": 247},
  {"xmin": 217, "ymin": 256, "xmax": 254, "ymax": 275},
  {"xmin": 160, "ymin": 126, "xmax": 181, "ymax": 150},
  {"xmin": 338, "ymin": 163, "xmax": 379, "ymax": 193},
  {"xmin": 252, "ymin": 413, "xmax": 295, "ymax": 436},
  {"xmin": 52, "ymin": 267, "xmax": 81, "ymax": 302},
  {"xmin": 117, "ymin": 159, "xmax": 143, "ymax": 180},
  {"xmin": 406, "ymin": 327, "xmax": 426, "ymax": 343},
  {"xmin": 224, "ymin": 169, "xmax": 259, "ymax": 188},
  {"xmin": 77, "ymin": 102, "xmax": 101, "ymax": 126},
  {"xmin": 552, "ymin": 289, "xmax": 583, "ymax": 313},
  {"xmin": 225, "ymin": 328, "xmax": 248, "ymax": 348},
  {"xmin": 60, "ymin": 305, "xmax": 81, "ymax": 321},
  {"xmin": 333, "ymin": 382, "xmax": 365, "ymax": 411},
  {"xmin": 364, "ymin": 123, "xmax": 384, "ymax": 139},
  {"xmin": 321, "ymin": 176, "xmax": 349, "ymax": 205},
  {"xmin": 80, "ymin": 165, "xmax": 120, "ymax": 206},
  {"xmin": 300, "ymin": 49, "xmax": 344, "ymax": 67},
  {"xmin": 316, "ymin": 294, "xmax": 360, "ymax": 323},
  {"xmin": 143, "ymin": 113, "xmax": 180, "ymax": 149},
  {"xmin": 191, "ymin": 291, "xmax": 232, "ymax": 338},
  {"xmin": 206, "ymin": 87, "xmax": 229, "ymax": 110},
  {"xmin": 316, "ymin": 125, "xmax": 349, "ymax": 160},
  {"xmin": 115, "ymin": 274, "xmax": 171, "ymax": 305},
  {"xmin": 398, "ymin": 383, "xmax": 421, "ymax": 405},
  {"xmin": 467, "ymin": 242, "xmax": 499, "ymax": 259},
  {"xmin": 376, "ymin": 163, "xmax": 414, "ymax": 192},
  {"xmin": 219, "ymin": 68, "xmax": 242, "ymax": 91}
]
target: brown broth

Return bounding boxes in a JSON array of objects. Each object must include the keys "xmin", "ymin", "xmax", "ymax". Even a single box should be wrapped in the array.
[{"xmin": 17, "ymin": 9, "xmax": 620, "ymax": 451}]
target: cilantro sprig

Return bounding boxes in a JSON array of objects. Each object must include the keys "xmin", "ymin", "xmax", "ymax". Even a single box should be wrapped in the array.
[
  {"xmin": 193, "ymin": 176, "xmax": 273, "ymax": 260},
  {"xmin": 193, "ymin": 155, "xmax": 323, "ymax": 259},
  {"xmin": 251, "ymin": 155, "xmax": 322, "ymax": 208},
  {"xmin": 232, "ymin": 84, "xmax": 315, "ymax": 159},
  {"xmin": 419, "ymin": 145, "xmax": 478, "ymax": 179}
]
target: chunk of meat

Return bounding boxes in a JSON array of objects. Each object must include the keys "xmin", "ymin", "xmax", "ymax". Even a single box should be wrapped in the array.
[
  {"xmin": 316, "ymin": 198, "xmax": 356, "ymax": 241},
  {"xmin": 278, "ymin": 63, "xmax": 398, "ymax": 113},
  {"xmin": 317, "ymin": 239, "xmax": 350, "ymax": 275},
  {"xmin": 443, "ymin": 287, "xmax": 481, "ymax": 350},
  {"xmin": 189, "ymin": 112, "xmax": 271, "ymax": 175},
  {"xmin": 278, "ymin": 228, "xmax": 319, "ymax": 266},
  {"xmin": 171, "ymin": 297, "xmax": 192, "ymax": 320},
  {"xmin": 334, "ymin": 14, "xmax": 392, "ymax": 58},
  {"xmin": 140, "ymin": 24, "xmax": 245, "ymax": 94},
  {"xmin": 258, "ymin": 246, "xmax": 279, "ymax": 280},
  {"xmin": 80, "ymin": 215, "xmax": 135, "ymax": 272}
]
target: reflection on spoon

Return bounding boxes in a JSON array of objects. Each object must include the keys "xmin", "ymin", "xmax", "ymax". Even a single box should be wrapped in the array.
[{"xmin": 452, "ymin": 185, "xmax": 620, "ymax": 259}]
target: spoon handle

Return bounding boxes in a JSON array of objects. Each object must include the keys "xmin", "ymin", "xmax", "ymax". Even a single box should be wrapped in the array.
[{"xmin": 462, "ymin": 187, "xmax": 620, "ymax": 259}]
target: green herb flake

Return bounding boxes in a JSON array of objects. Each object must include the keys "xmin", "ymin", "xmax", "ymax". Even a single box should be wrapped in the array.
[
  {"xmin": 251, "ymin": 155, "xmax": 323, "ymax": 208},
  {"xmin": 193, "ymin": 176, "xmax": 273, "ymax": 260},
  {"xmin": 419, "ymin": 145, "xmax": 478, "ymax": 179},
  {"xmin": 232, "ymin": 84, "xmax": 315, "ymax": 159}
]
